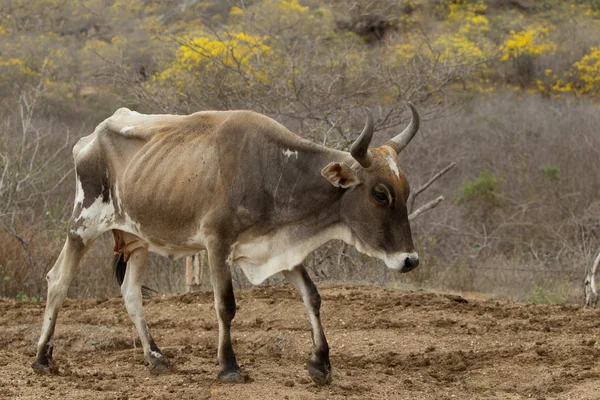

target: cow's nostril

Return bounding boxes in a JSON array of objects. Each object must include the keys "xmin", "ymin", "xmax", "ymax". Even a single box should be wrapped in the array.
[{"xmin": 403, "ymin": 256, "xmax": 419, "ymax": 272}]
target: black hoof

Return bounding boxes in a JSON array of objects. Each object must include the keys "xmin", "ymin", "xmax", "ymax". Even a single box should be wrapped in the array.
[
  {"xmin": 307, "ymin": 359, "xmax": 332, "ymax": 385},
  {"xmin": 217, "ymin": 369, "xmax": 245, "ymax": 383},
  {"xmin": 31, "ymin": 359, "xmax": 58, "ymax": 375},
  {"xmin": 148, "ymin": 355, "xmax": 170, "ymax": 374}
]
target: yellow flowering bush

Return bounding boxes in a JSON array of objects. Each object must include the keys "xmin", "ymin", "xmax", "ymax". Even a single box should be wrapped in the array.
[
  {"xmin": 570, "ymin": 47, "xmax": 600, "ymax": 95},
  {"xmin": 432, "ymin": 0, "xmax": 492, "ymax": 64},
  {"xmin": 501, "ymin": 25, "xmax": 557, "ymax": 61},
  {"xmin": 155, "ymin": 32, "xmax": 273, "ymax": 90},
  {"xmin": 545, "ymin": 47, "xmax": 600, "ymax": 96}
]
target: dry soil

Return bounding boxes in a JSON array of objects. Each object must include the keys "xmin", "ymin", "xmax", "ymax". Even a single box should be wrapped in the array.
[{"xmin": 1, "ymin": 284, "xmax": 600, "ymax": 399}]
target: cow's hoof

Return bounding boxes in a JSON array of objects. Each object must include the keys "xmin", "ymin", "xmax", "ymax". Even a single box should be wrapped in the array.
[
  {"xmin": 307, "ymin": 359, "xmax": 332, "ymax": 385},
  {"xmin": 31, "ymin": 360, "xmax": 58, "ymax": 375},
  {"xmin": 217, "ymin": 370, "xmax": 245, "ymax": 383},
  {"xmin": 148, "ymin": 355, "xmax": 170, "ymax": 375}
]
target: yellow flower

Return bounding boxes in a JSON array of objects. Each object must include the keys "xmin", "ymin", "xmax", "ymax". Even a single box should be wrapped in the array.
[{"xmin": 501, "ymin": 25, "xmax": 557, "ymax": 61}]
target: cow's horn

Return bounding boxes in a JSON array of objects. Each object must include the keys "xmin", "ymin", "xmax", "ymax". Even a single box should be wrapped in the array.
[
  {"xmin": 385, "ymin": 102, "xmax": 420, "ymax": 155},
  {"xmin": 350, "ymin": 108, "xmax": 374, "ymax": 168}
]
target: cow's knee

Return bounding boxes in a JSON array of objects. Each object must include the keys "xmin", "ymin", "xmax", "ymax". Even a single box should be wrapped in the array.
[
  {"xmin": 217, "ymin": 288, "xmax": 236, "ymax": 325},
  {"xmin": 308, "ymin": 290, "xmax": 321, "ymax": 314},
  {"xmin": 45, "ymin": 268, "xmax": 57, "ymax": 287}
]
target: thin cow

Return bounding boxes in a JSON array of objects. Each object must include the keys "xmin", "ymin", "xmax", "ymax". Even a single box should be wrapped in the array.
[{"xmin": 32, "ymin": 104, "xmax": 422, "ymax": 384}]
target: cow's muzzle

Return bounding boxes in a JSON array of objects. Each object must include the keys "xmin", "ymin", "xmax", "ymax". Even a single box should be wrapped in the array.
[{"xmin": 384, "ymin": 252, "xmax": 419, "ymax": 273}]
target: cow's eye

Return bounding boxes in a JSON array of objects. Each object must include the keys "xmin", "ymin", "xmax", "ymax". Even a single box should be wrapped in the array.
[{"xmin": 372, "ymin": 188, "xmax": 389, "ymax": 205}]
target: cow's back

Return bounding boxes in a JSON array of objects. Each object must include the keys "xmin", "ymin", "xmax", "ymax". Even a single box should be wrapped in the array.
[{"xmin": 72, "ymin": 108, "xmax": 302, "ymax": 248}]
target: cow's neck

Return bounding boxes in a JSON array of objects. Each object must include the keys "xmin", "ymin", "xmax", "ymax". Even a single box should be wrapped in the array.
[{"xmin": 266, "ymin": 143, "xmax": 351, "ymax": 223}]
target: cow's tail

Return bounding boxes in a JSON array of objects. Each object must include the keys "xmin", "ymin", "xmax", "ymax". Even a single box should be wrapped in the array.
[{"xmin": 112, "ymin": 252, "xmax": 156, "ymax": 299}]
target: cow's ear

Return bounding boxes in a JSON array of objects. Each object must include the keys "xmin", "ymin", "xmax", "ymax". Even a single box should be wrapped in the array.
[{"xmin": 321, "ymin": 162, "xmax": 359, "ymax": 188}]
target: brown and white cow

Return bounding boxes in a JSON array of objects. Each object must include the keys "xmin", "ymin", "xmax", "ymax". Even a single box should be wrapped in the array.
[{"xmin": 32, "ymin": 104, "xmax": 421, "ymax": 384}]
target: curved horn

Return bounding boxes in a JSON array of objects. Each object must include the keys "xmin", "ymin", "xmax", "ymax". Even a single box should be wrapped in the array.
[
  {"xmin": 350, "ymin": 107, "xmax": 374, "ymax": 168},
  {"xmin": 385, "ymin": 102, "xmax": 420, "ymax": 155}
]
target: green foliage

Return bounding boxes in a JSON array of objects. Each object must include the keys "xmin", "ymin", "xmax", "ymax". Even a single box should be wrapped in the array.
[
  {"xmin": 16, "ymin": 291, "xmax": 29, "ymax": 301},
  {"xmin": 0, "ymin": 262, "xmax": 10, "ymax": 282},
  {"xmin": 524, "ymin": 280, "xmax": 568, "ymax": 304},
  {"xmin": 456, "ymin": 170, "xmax": 499, "ymax": 204},
  {"xmin": 541, "ymin": 165, "xmax": 560, "ymax": 181},
  {"xmin": 15, "ymin": 288, "xmax": 42, "ymax": 301}
]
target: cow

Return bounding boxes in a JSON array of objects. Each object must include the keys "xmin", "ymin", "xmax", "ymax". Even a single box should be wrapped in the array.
[{"xmin": 32, "ymin": 103, "xmax": 421, "ymax": 384}]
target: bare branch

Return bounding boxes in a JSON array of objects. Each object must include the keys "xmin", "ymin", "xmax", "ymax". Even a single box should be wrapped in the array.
[
  {"xmin": 408, "ymin": 162, "xmax": 456, "ymax": 213},
  {"xmin": 409, "ymin": 196, "xmax": 445, "ymax": 221}
]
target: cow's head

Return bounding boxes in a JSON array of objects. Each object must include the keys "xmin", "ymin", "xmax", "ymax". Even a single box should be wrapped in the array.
[{"xmin": 321, "ymin": 104, "xmax": 420, "ymax": 273}]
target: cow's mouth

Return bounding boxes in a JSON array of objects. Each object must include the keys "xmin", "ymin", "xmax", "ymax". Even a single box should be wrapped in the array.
[{"xmin": 384, "ymin": 252, "xmax": 419, "ymax": 273}]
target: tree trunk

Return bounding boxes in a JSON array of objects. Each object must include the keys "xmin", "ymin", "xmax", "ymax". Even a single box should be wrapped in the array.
[{"xmin": 185, "ymin": 251, "xmax": 206, "ymax": 292}]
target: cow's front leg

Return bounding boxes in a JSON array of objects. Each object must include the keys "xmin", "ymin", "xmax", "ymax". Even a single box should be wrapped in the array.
[
  {"xmin": 283, "ymin": 265, "xmax": 331, "ymax": 385},
  {"xmin": 207, "ymin": 244, "xmax": 243, "ymax": 383},
  {"xmin": 119, "ymin": 238, "xmax": 168, "ymax": 373}
]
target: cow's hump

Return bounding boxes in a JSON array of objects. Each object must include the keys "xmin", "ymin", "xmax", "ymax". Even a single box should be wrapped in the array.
[{"xmin": 104, "ymin": 108, "xmax": 183, "ymax": 140}]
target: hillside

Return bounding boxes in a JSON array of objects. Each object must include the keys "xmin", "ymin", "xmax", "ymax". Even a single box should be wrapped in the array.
[{"xmin": 0, "ymin": 0, "xmax": 599, "ymax": 302}]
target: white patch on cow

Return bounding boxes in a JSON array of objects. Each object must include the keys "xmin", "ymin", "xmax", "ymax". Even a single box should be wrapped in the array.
[
  {"xmin": 120, "ymin": 126, "xmax": 135, "ymax": 135},
  {"xmin": 69, "ymin": 179, "xmax": 148, "ymax": 245},
  {"xmin": 150, "ymin": 350, "xmax": 163, "ymax": 359},
  {"xmin": 226, "ymin": 246, "xmax": 235, "ymax": 267},
  {"xmin": 77, "ymin": 196, "xmax": 113, "ymax": 224},
  {"xmin": 72, "ymin": 191, "xmax": 116, "ymax": 243},
  {"xmin": 236, "ymin": 205, "xmax": 250, "ymax": 215},
  {"xmin": 74, "ymin": 176, "xmax": 84, "ymax": 209},
  {"xmin": 229, "ymin": 223, "xmax": 353, "ymax": 285},
  {"xmin": 282, "ymin": 149, "xmax": 298, "ymax": 159},
  {"xmin": 387, "ymin": 156, "xmax": 400, "ymax": 177},
  {"xmin": 385, "ymin": 252, "xmax": 419, "ymax": 270}
]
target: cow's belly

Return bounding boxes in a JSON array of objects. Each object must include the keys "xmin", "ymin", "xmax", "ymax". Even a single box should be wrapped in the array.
[{"xmin": 145, "ymin": 241, "xmax": 203, "ymax": 259}]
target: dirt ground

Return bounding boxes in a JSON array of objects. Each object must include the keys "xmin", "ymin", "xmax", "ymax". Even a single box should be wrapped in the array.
[{"xmin": 1, "ymin": 284, "xmax": 600, "ymax": 400}]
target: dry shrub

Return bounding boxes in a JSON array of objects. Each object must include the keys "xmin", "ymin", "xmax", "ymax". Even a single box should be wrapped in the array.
[
  {"xmin": 392, "ymin": 90, "xmax": 600, "ymax": 301},
  {"xmin": 1, "ymin": 1, "xmax": 598, "ymax": 304}
]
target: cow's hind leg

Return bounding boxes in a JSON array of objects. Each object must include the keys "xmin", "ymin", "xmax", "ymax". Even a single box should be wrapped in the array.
[
  {"xmin": 32, "ymin": 236, "xmax": 89, "ymax": 373},
  {"xmin": 117, "ymin": 233, "xmax": 168, "ymax": 373},
  {"xmin": 283, "ymin": 265, "xmax": 331, "ymax": 385},
  {"xmin": 207, "ymin": 244, "xmax": 243, "ymax": 383}
]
